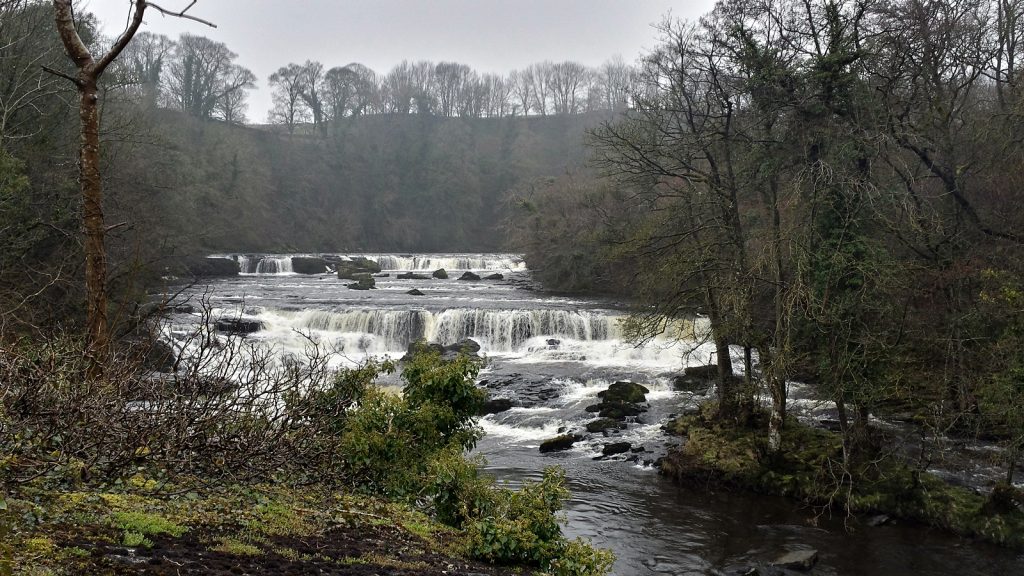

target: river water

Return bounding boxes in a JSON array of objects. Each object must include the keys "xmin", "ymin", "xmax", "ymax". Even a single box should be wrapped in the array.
[{"xmin": 167, "ymin": 253, "xmax": 1024, "ymax": 575}]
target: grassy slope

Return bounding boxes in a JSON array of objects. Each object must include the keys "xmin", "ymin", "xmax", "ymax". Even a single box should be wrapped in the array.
[{"xmin": 2, "ymin": 477, "xmax": 532, "ymax": 575}]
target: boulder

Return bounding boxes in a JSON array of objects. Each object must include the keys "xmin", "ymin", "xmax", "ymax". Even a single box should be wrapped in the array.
[
  {"xmin": 347, "ymin": 274, "xmax": 375, "ymax": 290},
  {"xmin": 478, "ymin": 398, "xmax": 514, "ymax": 416},
  {"xmin": 671, "ymin": 374, "xmax": 710, "ymax": 392},
  {"xmin": 337, "ymin": 257, "xmax": 381, "ymax": 279},
  {"xmin": 483, "ymin": 273, "xmax": 504, "ymax": 280},
  {"xmin": 586, "ymin": 418, "xmax": 627, "ymax": 433},
  {"xmin": 585, "ymin": 400, "xmax": 644, "ymax": 420},
  {"xmin": 185, "ymin": 257, "xmax": 240, "ymax": 277},
  {"xmin": 373, "ymin": 273, "xmax": 390, "ymax": 278},
  {"xmin": 432, "ymin": 268, "xmax": 448, "ymax": 279},
  {"xmin": 546, "ymin": 339, "xmax": 561, "ymax": 347},
  {"xmin": 215, "ymin": 318, "xmax": 263, "ymax": 335},
  {"xmin": 404, "ymin": 342, "xmax": 445, "ymax": 361},
  {"xmin": 442, "ymin": 338, "xmax": 482, "ymax": 359},
  {"xmin": 598, "ymin": 381, "xmax": 650, "ymax": 404},
  {"xmin": 539, "ymin": 434, "xmax": 579, "ymax": 453},
  {"xmin": 458, "ymin": 271, "xmax": 481, "ymax": 281},
  {"xmin": 398, "ymin": 272, "xmax": 429, "ymax": 280},
  {"xmin": 602, "ymin": 442, "xmax": 632, "ymax": 456},
  {"xmin": 771, "ymin": 549, "xmax": 818, "ymax": 572},
  {"xmin": 406, "ymin": 289, "xmax": 425, "ymax": 296},
  {"xmin": 291, "ymin": 256, "xmax": 328, "ymax": 274},
  {"xmin": 683, "ymin": 364, "xmax": 718, "ymax": 380}
]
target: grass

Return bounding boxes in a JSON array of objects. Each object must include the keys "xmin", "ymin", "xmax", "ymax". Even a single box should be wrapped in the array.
[{"xmin": 0, "ymin": 476, "xmax": 531, "ymax": 575}]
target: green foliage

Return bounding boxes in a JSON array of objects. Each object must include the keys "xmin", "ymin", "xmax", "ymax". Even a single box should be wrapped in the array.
[
  {"xmin": 402, "ymin": 346, "xmax": 485, "ymax": 446},
  {"xmin": 110, "ymin": 511, "xmax": 187, "ymax": 538}
]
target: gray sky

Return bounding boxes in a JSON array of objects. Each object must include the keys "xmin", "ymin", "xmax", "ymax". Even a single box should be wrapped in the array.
[{"xmin": 84, "ymin": 1, "xmax": 717, "ymax": 121}]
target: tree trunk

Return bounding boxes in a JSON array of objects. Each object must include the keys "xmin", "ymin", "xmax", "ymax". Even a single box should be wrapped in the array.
[
  {"xmin": 79, "ymin": 79, "xmax": 109, "ymax": 359},
  {"xmin": 714, "ymin": 329, "xmax": 736, "ymax": 417}
]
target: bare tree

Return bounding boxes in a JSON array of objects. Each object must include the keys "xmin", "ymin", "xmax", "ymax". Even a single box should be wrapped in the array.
[
  {"xmin": 268, "ymin": 62, "xmax": 307, "ymax": 133},
  {"xmin": 48, "ymin": 0, "xmax": 213, "ymax": 363},
  {"xmin": 165, "ymin": 33, "xmax": 253, "ymax": 120},
  {"xmin": 298, "ymin": 59, "xmax": 326, "ymax": 131}
]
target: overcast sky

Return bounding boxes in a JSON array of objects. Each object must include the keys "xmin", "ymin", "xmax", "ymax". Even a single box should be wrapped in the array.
[{"xmin": 83, "ymin": 0, "xmax": 717, "ymax": 121}]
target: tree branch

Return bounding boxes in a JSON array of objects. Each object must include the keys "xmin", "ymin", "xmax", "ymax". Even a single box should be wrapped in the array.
[
  {"xmin": 148, "ymin": 1, "xmax": 217, "ymax": 28},
  {"xmin": 40, "ymin": 64, "xmax": 82, "ymax": 87},
  {"xmin": 94, "ymin": 0, "xmax": 149, "ymax": 77}
]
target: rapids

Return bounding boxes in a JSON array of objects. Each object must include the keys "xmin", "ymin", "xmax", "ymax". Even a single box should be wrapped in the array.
[{"xmin": 165, "ymin": 253, "xmax": 1024, "ymax": 575}]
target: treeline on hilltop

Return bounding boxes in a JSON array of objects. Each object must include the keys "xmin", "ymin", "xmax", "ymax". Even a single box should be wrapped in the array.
[
  {"xmin": 512, "ymin": 0, "xmax": 1024, "ymax": 486},
  {"xmin": 0, "ymin": 0, "xmax": 601, "ymax": 332},
  {"xmin": 116, "ymin": 29, "xmax": 637, "ymax": 129}
]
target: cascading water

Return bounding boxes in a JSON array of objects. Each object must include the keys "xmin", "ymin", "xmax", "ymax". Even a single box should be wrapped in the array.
[
  {"xmin": 262, "ymin": 308, "xmax": 621, "ymax": 354},
  {"xmin": 359, "ymin": 253, "xmax": 526, "ymax": 271},
  {"xmin": 165, "ymin": 253, "xmax": 1024, "ymax": 576}
]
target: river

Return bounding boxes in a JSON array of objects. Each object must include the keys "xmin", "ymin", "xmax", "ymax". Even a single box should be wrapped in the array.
[{"xmin": 165, "ymin": 252, "xmax": 1024, "ymax": 575}]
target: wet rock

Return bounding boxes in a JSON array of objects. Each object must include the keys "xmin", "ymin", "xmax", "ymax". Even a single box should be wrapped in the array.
[
  {"xmin": 398, "ymin": 272, "xmax": 429, "ymax": 280},
  {"xmin": 432, "ymin": 268, "xmax": 448, "ymax": 279},
  {"xmin": 818, "ymin": 418, "xmax": 843, "ymax": 432},
  {"xmin": 602, "ymin": 442, "xmax": 632, "ymax": 456},
  {"xmin": 444, "ymin": 338, "xmax": 481, "ymax": 357},
  {"xmin": 291, "ymin": 256, "xmax": 328, "ymax": 274},
  {"xmin": 336, "ymin": 257, "xmax": 381, "ymax": 278},
  {"xmin": 215, "ymin": 318, "xmax": 263, "ymax": 335},
  {"xmin": 671, "ymin": 374, "xmax": 710, "ymax": 392},
  {"xmin": 630, "ymin": 446, "xmax": 646, "ymax": 453},
  {"xmin": 866, "ymin": 514, "xmax": 891, "ymax": 527},
  {"xmin": 458, "ymin": 271, "xmax": 481, "ymax": 281},
  {"xmin": 373, "ymin": 273, "xmax": 390, "ymax": 278},
  {"xmin": 478, "ymin": 398, "xmax": 514, "ymax": 416},
  {"xmin": 477, "ymin": 373, "xmax": 562, "ymax": 407},
  {"xmin": 585, "ymin": 400, "xmax": 644, "ymax": 420},
  {"xmin": 539, "ymin": 434, "xmax": 579, "ymax": 453},
  {"xmin": 771, "ymin": 549, "xmax": 818, "ymax": 571},
  {"xmin": 600, "ymin": 403, "xmax": 645, "ymax": 419},
  {"xmin": 598, "ymin": 381, "xmax": 650, "ymax": 404},
  {"xmin": 546, "ymin": 338, "xmax": 561, "ymax": 347},
  {"xmin": 483, "ymin": 273, "xmax": 504, "ymax": 280},
  {"xmin": 346, "ymin": 274, "xmax": 375, "ymax": 290},
  {"xmin": 586, "ymin": 418, "xmax": 627, "ymax": 433},
  {"xmin": 406, "ymin": 288, "xmax": 425, "ymax": 296},
  {"xmin": 683, "ymin": 364, "xmax": 718, "ymax": 379},
  {"xmin": 403, "ymin": 342, "xmax": 445, "ymax": 360},
  {"xmin": 184, "ymin": 256, "xmax": 240, "ymax": 277}
]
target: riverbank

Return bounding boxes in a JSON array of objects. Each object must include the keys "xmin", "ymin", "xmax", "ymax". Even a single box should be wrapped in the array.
[
  {"xmin": 659, "ymin": 407, "xmax": 1024, "ymax": 548},
  {"xmin": 1, "ymin": 478, "xmax": 534, "ymax": 575}
]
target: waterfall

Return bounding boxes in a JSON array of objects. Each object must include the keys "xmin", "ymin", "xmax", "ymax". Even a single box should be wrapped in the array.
[
  {"xmin": 214, "ymin": 254, "xmax": 295, "ymax": 274},
  {"xmin": 268, "ymin": 308, "xmax": 621, "ymax": 353},
  {"xmin": 351, "ymin": 254, "xmax": 526, "ymax": 271},
  {"xmin": 253, "ymin": 256, "xmax": 293, "ymax": 274}
]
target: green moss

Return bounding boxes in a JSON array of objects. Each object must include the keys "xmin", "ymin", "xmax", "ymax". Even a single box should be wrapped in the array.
[
  {"xmin": 212, "ymin": 537, "xmax": 264, "ymax": 556},
  {"xmin": 662, "ymin": 411, "xmax": 1024, "ymax": 548},
  {"xmin": 111, "ymin": 511, "xmax": 187, "ymax": 538}
]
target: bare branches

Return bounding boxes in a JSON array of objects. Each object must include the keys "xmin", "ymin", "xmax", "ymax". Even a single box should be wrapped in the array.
[
  {"xmin": 40, "ymin": 64, "xmax": 79, "ymax": 86},
  {"xmin": 148, "ymin": 0, "xmax": 217, "ymax": 29}
]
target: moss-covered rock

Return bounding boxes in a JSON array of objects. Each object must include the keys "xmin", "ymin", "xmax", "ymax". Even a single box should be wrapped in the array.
[
  {"xmin": 347, "ymin": 274, "xmax": 375, "ymax": 290},
  {"xmin": 539, "ymin": 434, "xmax": 579, "ymax": 453},
  {"xmin": 597, "ymin": 381, "xmax": 649, "ymax": 404},
  {"xmin": 586, "ymin": 418, "xmax": 627, "ymax": 433}
]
